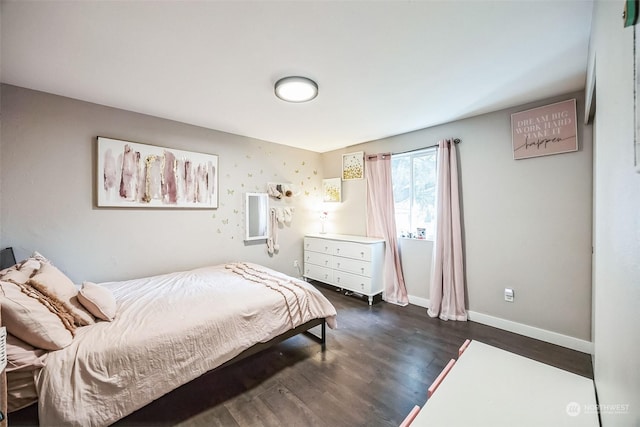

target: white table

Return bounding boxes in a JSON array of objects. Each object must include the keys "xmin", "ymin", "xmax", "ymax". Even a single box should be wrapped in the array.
[{"xmin": 412, "ymin": 341, "xmax": 599, "ymax": 427}]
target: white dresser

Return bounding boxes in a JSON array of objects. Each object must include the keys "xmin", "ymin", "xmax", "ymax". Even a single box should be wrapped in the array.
[{"xmin": 303, "ymin": 233, "xmax": 385, "ymax": 305}]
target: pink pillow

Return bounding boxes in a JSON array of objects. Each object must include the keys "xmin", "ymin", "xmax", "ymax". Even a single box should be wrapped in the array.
[
  {"xmin": 78, "ymin": 282, "xmax": 117, "ymax": 321},
  {"xmin": 28, "ymin": 263, "xmax": 95, "ymax": 326},
  {"xmin": 0, "ymin": 252, "xmax": 88, "ymax": 350},
  {"xmin": 6, "ymin": 333, "xmax": 47, "ymax": 372},
  {"xmin": 17, "ymin": 251, "xmax": 52, "ymax": 277},
  {"xmin": 0, "ymin": 279, "xmax": 74, "ymax": 350}
]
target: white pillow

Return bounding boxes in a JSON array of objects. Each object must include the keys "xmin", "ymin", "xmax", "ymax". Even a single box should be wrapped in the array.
[{"xmin": 78, "ymin": 282, "xmax": 117, "ymax": 321}]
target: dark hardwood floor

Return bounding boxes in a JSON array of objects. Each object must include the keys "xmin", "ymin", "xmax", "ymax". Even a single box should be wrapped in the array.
[{"xmin": 10, "ymin": 281, "xmax": 593, "ymax": 427}]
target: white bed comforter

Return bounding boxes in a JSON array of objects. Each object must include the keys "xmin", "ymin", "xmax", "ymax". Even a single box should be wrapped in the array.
[{"xmin": 34, "ymin": 263, "xmax": 337, "ymax": 427}]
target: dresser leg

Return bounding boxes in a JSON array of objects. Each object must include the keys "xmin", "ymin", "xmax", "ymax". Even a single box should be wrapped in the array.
[{"xmin": 368, "ymin": 296, "xmax": 373, "ymax": 305}]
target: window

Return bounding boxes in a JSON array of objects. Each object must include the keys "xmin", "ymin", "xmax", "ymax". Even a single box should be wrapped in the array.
[{"xmin": 391, "ymin": 148, "xmax": 437, "ymax": 240}]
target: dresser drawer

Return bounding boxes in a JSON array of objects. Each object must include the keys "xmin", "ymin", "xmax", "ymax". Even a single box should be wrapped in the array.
[
  {"xmin": 304, "ymin": 264, "xmax": 333, "ymax": 283},
  {"xmin": 305, "ymin": 251, "xmax": 332, "ymax": 268},
  {"xmin": 333, "ymin": 270, "xmax": 372, "ymax": 293},
  {"xmin": 333, "ymin": 256, "xmax": 372, "ymax": 277},
  {"xmin": 333, "ymin": 242, "xmax": 372, "ymax": 261},
  {"xmin": 304, "ymin": 237, "xmax": 334, "ymax": 254}
]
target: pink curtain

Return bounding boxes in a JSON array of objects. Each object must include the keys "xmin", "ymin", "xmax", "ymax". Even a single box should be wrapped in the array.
[
  {"xmin": 428, "ymin": 140, "xmax": 467, "ymax": 321},
  {"xmin": 365, "ymin": 154, "xmax": 409, "ymax": 306}
]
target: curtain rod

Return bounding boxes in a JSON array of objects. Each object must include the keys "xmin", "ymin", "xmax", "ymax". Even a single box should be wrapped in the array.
[{"xmin": 391, "ymin": 138, "xmax": 461, "ymax": 156}]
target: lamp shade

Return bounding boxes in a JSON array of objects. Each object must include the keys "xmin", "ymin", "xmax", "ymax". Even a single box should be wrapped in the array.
[{"xmin": 275, "ymin": 76, "xmax": 318, "ymax": 103}]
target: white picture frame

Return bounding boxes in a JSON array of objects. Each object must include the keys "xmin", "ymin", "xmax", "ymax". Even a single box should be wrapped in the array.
[
  {"xmin": 342, "ymin": 151, "xmax": 364, "ymax": 180},
  {"xmin": 511, "ymin": 99, "xmax": 578, "ymax": 160},
  {"xmin": 97, "ymin": 137, "xmax": 218, "ymax": 208},
  {"xmin": 322, "ymin": 178, "xmax": 342, "ymax": 202}
]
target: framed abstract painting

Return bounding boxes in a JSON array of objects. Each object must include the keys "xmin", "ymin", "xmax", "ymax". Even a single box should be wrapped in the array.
[{"xmin": 97, "ymin": 137, "xmax": 218, "ymax": 208}]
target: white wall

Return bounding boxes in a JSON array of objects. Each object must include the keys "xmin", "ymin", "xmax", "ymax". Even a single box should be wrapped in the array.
[
  {"xmin": 0, "ymin": 85, "xmax": 324, "ymax": 283},
  {"xmin": 322, "ymin": 91, "xmax": 593, "ymax": 345},
  {"xmin": 590, "ymin": 2, "xmax": 640, "ymax": 425}
]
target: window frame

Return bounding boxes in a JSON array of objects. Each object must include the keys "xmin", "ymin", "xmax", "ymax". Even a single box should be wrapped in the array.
[{"xmin": 392, "ymin": 146, "xmax": 438, "ymax": 241}]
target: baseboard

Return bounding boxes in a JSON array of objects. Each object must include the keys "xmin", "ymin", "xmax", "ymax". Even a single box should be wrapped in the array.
[
  {"xmin": 467, "ymin": 310, "xmax": 593, "ymax": 354},
  {"xmin": 408, "ymin": 295, "xmax": 430, "ymax": 308},
  {"xmin": 406, "ymin": 295, "xmax": 592, "ymax": 354}
]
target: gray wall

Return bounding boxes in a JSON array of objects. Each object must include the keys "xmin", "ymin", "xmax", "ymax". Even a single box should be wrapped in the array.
[
  {"xmin": 322, "ymin": 91, "xmax": 593, "ymax": 342},
  {"xmin": 590, "ymin": 2, "xmax": 640, "ymax": 425},
  {"xmin": 1, "ymin": 84, "xmax": 594, "ymax": 346},
  {"xmin": 0, "ymin": 85, "xmax": 324, "ymax": 283}
]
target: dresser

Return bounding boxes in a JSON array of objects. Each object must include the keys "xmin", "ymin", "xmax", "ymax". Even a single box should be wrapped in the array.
[{"xmin": 303, "ymin": 233, "xmax": 385, "ymax": 305}]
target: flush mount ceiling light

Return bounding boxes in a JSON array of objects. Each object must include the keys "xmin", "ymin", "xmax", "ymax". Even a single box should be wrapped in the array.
[{"xmin": 274, "ymin": 76, "xmax": 318, "ymax": 103}]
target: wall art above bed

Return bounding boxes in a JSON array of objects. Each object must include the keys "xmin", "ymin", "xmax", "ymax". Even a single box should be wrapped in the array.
[{"xmin": 97, "ymin": 137, "xmax": 218, "ymax": 208}]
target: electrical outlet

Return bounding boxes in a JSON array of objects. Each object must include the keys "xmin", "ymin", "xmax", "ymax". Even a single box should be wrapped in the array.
[
  {"xmin": 293, "ymin": 260, "xmax": 299, "ymax": 268},
  {"xmin": 504, "ymin": 288, "xmax": 514, "ymax": 302}
]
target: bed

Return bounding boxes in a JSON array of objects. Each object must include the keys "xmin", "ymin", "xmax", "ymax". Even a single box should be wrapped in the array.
[{"xmin": 1, "ymin": 253, "xmax": 337, "ymax": 427}]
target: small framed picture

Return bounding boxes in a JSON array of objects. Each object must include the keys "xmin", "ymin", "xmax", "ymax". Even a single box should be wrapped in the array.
[
  {"xmin": 322, "ymin": 178, "xmax": 342, "ymax": 202},
  {"xmin": 342, "ymin": 151, "xmax": 364, "ymax": 180}
]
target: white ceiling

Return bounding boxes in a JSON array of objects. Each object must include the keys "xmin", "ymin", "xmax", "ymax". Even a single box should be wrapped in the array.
[{"xmin": 1, "ymin": 0, "xmax": 593, "ymax": 153}]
